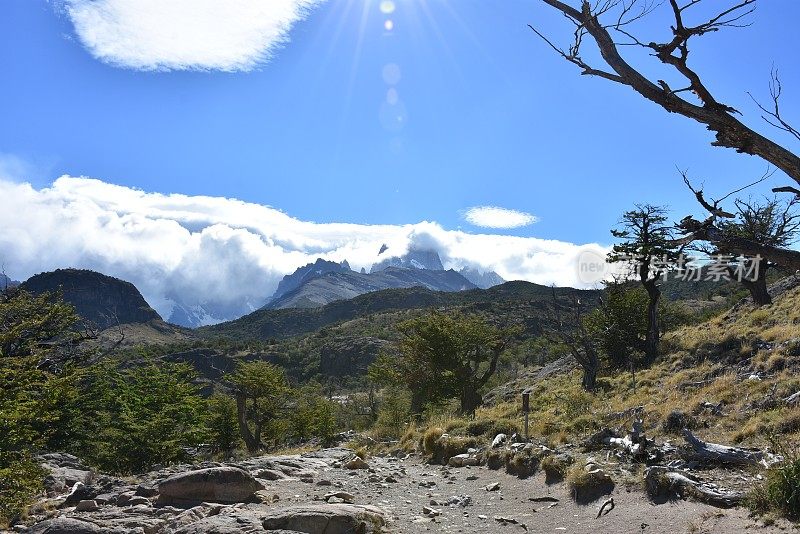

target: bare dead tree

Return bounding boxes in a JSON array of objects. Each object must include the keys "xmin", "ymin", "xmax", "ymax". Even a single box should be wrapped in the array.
[
  {"xmin": 678, "ymin": 169, "xmax": 800, "ymax": 272},
  {"xmin": 547, "ymin": 287, "xmax": 600, "ymax": 391},
  {"xmin": 531, "ymin": 1, "xmax": 800, "ymax": 191},
  {"xmin": 685, "ymin": 185, "xmax": 800, "ymax": 305}
]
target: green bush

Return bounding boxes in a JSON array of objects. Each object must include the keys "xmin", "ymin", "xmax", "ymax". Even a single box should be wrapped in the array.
[
  {"xmin": 0, "ymin": 453, "xmax": 45, "ymax": 528},
  {"xmin": 75, "ymin": 362, "xmax": 206, "ymax": 474},
  {"xmin": 465, "ymin": 418, "xmax": 519, "ymax": 438},
  {"xmin": 292, "ymin": 387, "xmax": 339, "ymax": 444},
  {"xmin": 748, "ymin": 456, "xmax": 800, "ymax": 520},
  {"xmin": 373, "ymin": 387, "xmax": 411, "ymax": 439},
  {"xmin": 205, "ymin": 393, "xmax": 240, "ymax": 455}
]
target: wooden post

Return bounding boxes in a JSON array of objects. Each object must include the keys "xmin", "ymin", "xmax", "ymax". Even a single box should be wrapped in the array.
[{"xmin": 522, "ymin": 391, "xmax": 530, "ymax": 442}]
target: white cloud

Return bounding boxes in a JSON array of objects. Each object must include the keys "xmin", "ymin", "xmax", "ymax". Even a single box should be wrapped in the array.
[
  {"xmin": 463, "ymin": 206, "xmax": 538, "ymax": 229},
  {"xmin": 63, "ymin": 0, "xmax": 320, "ymax": 71},
  {"xmin": 0, "ymin": 176, "xmax": 609, "ymax": 323}
]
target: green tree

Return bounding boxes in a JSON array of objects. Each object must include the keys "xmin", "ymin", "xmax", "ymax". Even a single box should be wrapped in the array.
[
  {"xmin": 75, "ymin": 362, "xmax": 206, "ymax": 474},
  {"xmin": 584, "ymin": 283, "xmax": 649, "ymax": 370},
  {"xmin": 292, "ymin": 384, "xmax": 338, "ymax": 443},
  {"xmin": 609, "ymin": 205, "xmax": 682, "ymax": 364},
  {"xmin": 230, "ymin": 361, "xmax": 291, "ymax": 453},
  {"xmin": 0, "ymin": 289, "xmax": 83, "ymax": 525},
  {"xmin": 373, "ymin": 386, "xmax": 412, "ymax": 439},
  {"xmin": 713, "ymin": 196, "xmax": 800, "ymax": 306},
  {"xmin": 0, "ymin": 289, "xmax": 81, "ymax": 359},
  {"xmin": 372, "ymin": 312, "xmax": 515, "ymax": 416},
  {"xmin": 205, "ymin": 393, "xmax": 241, "ymax": 456}
]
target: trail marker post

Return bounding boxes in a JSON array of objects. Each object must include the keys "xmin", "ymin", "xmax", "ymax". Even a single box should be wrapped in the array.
[{"xmin": 522, "ymin": 391, "xmax": 530, "ymax": 442}]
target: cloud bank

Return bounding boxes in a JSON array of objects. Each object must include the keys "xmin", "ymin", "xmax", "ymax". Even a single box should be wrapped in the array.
[
  {"xmin": 0, "ymin": 176, "xmax": 608, "ymax": 323},
  {"xmin": 463, "ymin": 206, "xmax": 538, "ymax": 229},
  {"xmin": 63, "ymin": 0, "xmax": 320, "ymax": 71}
]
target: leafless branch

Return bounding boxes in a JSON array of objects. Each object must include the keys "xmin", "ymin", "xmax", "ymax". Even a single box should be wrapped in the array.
[
  {"xmin": 748, "ymin": 69, "xmax": 800, "ymax": 143},
  {"xmin": 679, "ymin": 168, "xmax": 735, "ymax": 218},
  {"xmin": 533, "ymin": 0, "xmax": 800, "ymax": 191},
  {"xmin": 528, "ymin": 24, "xmax": 626, "ymax": 83}
]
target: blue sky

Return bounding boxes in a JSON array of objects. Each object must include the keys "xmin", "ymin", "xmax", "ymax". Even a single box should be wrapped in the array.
[{"xmin": 1, "ymin": 0, "xmax": 799, "ymax": 319}]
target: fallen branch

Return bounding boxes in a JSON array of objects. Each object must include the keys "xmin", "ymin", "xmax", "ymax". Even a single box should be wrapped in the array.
[
  {"xmin": 645, "ymin": 466, "xmax": 743, "ymax": 508},
  {"xmin": 596, "ymin": 497, "xmax": 615, "ymax": 518},
  {"xmin": 682, "ymin": 429, "xmax": 774, "ymax": 466}
]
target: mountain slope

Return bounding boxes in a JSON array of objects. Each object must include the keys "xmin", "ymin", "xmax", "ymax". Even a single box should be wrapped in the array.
[
  {"xmin": 266, "ymin": 267, "xmax": 476, "ymax": 309},
  {"xmin": 20, "ymin": 269, "xmax": 162, "ymax": 329},
  {"xmin": 0, "ymin": 273, "xmax": 19, "ymax": 289},
  {"xmin": 267, "ymin": 258, "xmax": 353, "ymax": 306},
  {"xmin": 196, "ymin": 280, "xmax": 600, "ymax": 382},
  {"xmin": 200, "ymin": 280, "xmax": 598, "ymax": 343},
  {"xmin": 370, "ymin": 248, "xmax": 444, "ymax": 272},
  {"xmin": 459, "ymin": 267, "xmax": 505, "ymax": 289}
]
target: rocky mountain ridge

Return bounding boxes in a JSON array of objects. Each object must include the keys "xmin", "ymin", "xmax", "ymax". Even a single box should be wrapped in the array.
[
  {"xmin": 20, "ymin": 269, "xmax": 162, "ymax": 330},
  {"xmin": 263, "ymin": 248, "xmax": 503, "ymax": 311}
]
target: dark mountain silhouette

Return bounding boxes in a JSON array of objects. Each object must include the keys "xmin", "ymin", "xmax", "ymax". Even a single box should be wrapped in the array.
[{"xmin": 20, "ymin": 269, "xmax": 162, "ymax": 329}]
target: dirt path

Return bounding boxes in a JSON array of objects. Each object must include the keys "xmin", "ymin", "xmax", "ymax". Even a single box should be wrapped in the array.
[
  {"xmin": 24, "ymin": 448, "xmax": 790, "ymax": 533},
  {"xmin": 253, "ymin": 450, "xmax": 785, "ymax": 533}
]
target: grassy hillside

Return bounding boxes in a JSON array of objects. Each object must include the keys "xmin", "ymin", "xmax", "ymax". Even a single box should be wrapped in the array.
[
  {"xmin": 416, "ymin": 277, "xmax": 800, "ymax": 451},
  {"xmin": 192, "ymin": 281, "xmax": 600, "ymax": 382},
  {"xmin": 198, "ymin": 281, "xmax": 598, "ymax": 342}
]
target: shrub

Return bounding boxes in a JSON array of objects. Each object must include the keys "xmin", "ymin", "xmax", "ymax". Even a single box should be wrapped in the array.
[
  {"xmin": 372, "ymin": 387, "xmax": 411, "ymax": 439},
  {"xmin": 505, "ymin": 449, "xmax": 541, "ymax": 479},
  {"xmin": 421, "ymin": 427, "xmax": 444, "ymax": 455},
  {"xmin": 662, "ymin": 410, "xmax": 697, "ymax": 434},
  {"xmin": 779, "ymin": 412, "xmax": 800, "ymax": 435},
  {"xmin": 465, "ymin": 418, "xmax": 520, "ymax": 438},
  {"xmin": 76, "ymin": 362, "xmax": 206, "ymax": 474},
  {"xmin": 428, "ymin": 435, "xmax": 481, "ymax": 465},
  {"xmin": 747, "ymin": 455, "xmax": 800, "ymax": 520},
  {"xmin": 485, "ymin": 449, "xmax": 511, "ymax": 470},
  {"xmin": 292, "ymin": 387, "xmax": 339, "ymax": 444},
  {"xmin": 205, "ymin": 393, "xmax": 240, "ymax": 455},
  {"xmin": 0, "ymin": 453, "xmax": 46, "ymax": 528},
  {"xmin": 541, "ymin": 454, "xmax": 571, "ymax": 484},
  {"xmin": 566, "ymin": 462, "xmax": 615, "ymax": 504}
]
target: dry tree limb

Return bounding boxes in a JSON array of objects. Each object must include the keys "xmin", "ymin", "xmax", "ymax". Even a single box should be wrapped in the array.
[
  {"xmin": 532, "ymin": 0, "xmax": 800, "ymax": 190},
  {"xmin": 596, "ymin": 497, "xmax": 615, "ymax": 518},
  {"xmin": 681, "ymin": 429, "xmax": 776, "ymax": 466},
  {"xmin": 644, "ymin": 466, "xmax": 744, "ymax": 508}
]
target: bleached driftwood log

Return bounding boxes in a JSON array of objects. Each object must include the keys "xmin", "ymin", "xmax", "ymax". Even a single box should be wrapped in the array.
[
  {"xmin": 681, "ymin": 429, "xmax": 773, "ymax": 466},
  {"xmin": 644, "ymin": 467, "xmax": 743, "ymax": 508},
  {"xmin": 585, "ymin": 420, "xmax": 648, "ymax": 459}
]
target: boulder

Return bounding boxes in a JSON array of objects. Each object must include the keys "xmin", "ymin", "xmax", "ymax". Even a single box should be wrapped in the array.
[
  {"xmin": 28, "ymin": 518, "xmax": 123, "ymax": 534},
  {"xmin": 261, "ymin": 504, "xmax": 385, "ymax": 534},
  {"xmin": 173, "ymin": 512, "xmax": 266, "ymax": 534},
  {"xmin": 74, "ymin": 500, "xmax": 99, "ymax": 512},
  {"xmin": 157, "ymin": 466, "xmax": 265, "ymax": 506}
]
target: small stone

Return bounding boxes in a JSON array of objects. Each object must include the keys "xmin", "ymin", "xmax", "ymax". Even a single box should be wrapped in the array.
[
  {"xmin": 74, "ymin": 499, "xmax": 99, "ymax": 512},
  {"xmin": 324, "ymin": 491, "xmax": 355, "ymax": 504},
  {"xmin": 484, "ymin": 482, "xmax": 501, "ymax": 492},
  {"xmin": 344, "ymin": 456, "xmax": 369, "ymax": 470},
  {"xmin": 125, "ymin": 496, "xmax": 151, "ymax": 506},
  {"xmin": 316, "ymin": 479, "xmax": 333, "ymax": 486},
  {"xmin": 422, "ymin": 506, "xmax": 441, "ymax": 517}
]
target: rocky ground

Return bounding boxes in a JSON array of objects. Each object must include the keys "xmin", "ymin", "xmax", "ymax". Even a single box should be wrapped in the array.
[{"xmin": 11, "ymin": 443, "xmax": 792, "ymax": 534}]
